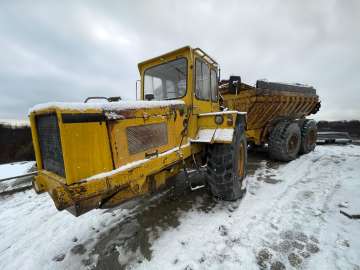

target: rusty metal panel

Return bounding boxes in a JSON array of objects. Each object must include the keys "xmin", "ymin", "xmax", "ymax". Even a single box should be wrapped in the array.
[{"xmin": 126, "ymin": 123, "xmax": 168, "ymax": 154}]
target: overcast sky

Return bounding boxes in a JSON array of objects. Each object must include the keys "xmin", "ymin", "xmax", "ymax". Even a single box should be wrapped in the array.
[{"xmin": 0, "ymin": 0, "xmax": 359, "ymax": 120}]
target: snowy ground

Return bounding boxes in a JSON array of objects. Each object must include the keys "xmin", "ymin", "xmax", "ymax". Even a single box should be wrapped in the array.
[{"xmin": 0, "ymin": 145, "xmax": 359, "ymax": 270}]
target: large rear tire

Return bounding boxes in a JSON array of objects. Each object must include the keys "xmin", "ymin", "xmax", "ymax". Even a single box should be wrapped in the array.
[
  {"xmin": 269, "ymin": 121, "xmax": 301, "ymax": 162},
  {"xmin": 206, "ymin": 124, "xmax": 247, "ymax": 201},
  {"xmin": 299, "ymin": 119, "xmax": 317, "ymax": 154}
]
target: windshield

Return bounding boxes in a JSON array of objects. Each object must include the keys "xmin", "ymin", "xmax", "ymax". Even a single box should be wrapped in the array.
[{"xmin": 144, "ymin": 58, "xmax": 187, "ymax": 100}]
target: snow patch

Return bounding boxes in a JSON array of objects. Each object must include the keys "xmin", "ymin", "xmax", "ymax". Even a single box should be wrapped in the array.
[
  {"xmin": 0, "ymin": 161, "xmax": 35, "ymax": 179},
  {"xmin": 86, "ymin": 143, "xmax": 190, "ymax": 181},
  {"xmin": 29, "ymin": 100, "xmax": 185, "ymax": 114},
  {"xmin": 0, "ymin": 161, "xmax": 36, "ymax": 197},
  {"xmin": 191, "ymin": 128, "xmax": 234, "ymax": 143},
  {"xmin": 0, "ymin": 119, "xmax": 30, "ymax": 127}
]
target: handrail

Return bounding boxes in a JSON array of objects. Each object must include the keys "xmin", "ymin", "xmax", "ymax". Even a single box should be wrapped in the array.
[
  {"xmin": 84, "ymin": 96, "xmax": 108, "ymax": 103},
  {"xmin": 193, "ymin": 48, "xmax": 218, "ymax": 67},
  {"xmin": 84, "ymin": 96, "xmax": 121, "ymax": 103}
]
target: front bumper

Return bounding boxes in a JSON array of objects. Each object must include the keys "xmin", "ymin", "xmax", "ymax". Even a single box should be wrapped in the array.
[{"xmin": 33, "ymin": 143, "xmax": 195, "ymax": 216}]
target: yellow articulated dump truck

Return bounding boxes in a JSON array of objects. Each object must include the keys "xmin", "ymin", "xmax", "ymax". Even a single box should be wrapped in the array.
[{"xmin": 29, "ymin": 46, "xmax": 320, "ymax": 216}]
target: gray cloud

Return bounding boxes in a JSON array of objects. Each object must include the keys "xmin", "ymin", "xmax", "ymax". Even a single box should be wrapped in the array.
[{"xmin": 0, "ymin": 0, "xmax": 359, "ymax": 120}]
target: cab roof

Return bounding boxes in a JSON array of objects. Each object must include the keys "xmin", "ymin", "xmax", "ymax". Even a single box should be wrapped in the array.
[{"xmin": 137, "ymin": 46, "xmax": 218, "ymax": 73}]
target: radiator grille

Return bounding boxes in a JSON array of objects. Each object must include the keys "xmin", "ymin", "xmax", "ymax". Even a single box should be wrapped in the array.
[
  {"xmin": 36, "ymin": 114, "xmax": 65, "ymax": 177},
  {"xmin": 127, "ymin": 123, "xmax": 168, "ymax": 154}
]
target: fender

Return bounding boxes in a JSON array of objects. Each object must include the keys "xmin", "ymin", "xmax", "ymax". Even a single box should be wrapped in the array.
[{"xmin": 191, "ymin": 111, "xmax": 247, "ymax": 144}]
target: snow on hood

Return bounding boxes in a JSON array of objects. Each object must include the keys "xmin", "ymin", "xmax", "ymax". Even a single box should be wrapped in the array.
[{"xmin": 29, "ymin": 100, "xmax": 185, "ymax": 114}]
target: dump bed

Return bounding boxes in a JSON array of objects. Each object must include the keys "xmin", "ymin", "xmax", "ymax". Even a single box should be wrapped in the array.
[{"xmin": 220, "ymin": 80, "xmax": 320, "ymax": 144}]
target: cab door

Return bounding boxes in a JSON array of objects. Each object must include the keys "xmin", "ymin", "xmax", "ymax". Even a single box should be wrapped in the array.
[{"xmin": 192, "ymin": 58, "xmax": 218, "ymax": 114}]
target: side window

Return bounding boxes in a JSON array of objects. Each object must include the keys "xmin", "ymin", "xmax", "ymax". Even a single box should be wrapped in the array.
[
  {"xmin": 195, "ymin": 59, "xmax": 210, "ymax": 100},
  {"xmin": 210, "ymin": 69, "xmax": 218, "ymax": 102}
]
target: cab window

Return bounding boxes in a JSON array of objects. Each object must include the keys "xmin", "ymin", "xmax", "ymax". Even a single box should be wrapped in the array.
[
  {"xmin": 144, "ymin": 58, "xmax": 187, "ymax": 100},
  {"xmin": 195, "ymin": 59, "xmax": 210, "ymax": 100}
]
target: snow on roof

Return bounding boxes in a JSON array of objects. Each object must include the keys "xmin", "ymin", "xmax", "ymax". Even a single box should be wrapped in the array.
[{"xmin": 29, "ymin": 100, "xmax": 185, "ymax": 114}]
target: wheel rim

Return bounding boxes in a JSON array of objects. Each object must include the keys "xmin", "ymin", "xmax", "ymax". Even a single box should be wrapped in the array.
[
  {"xmin": 288, "ymin": 134, "xmax": 299, "ymax": 152},
  {"xmin": 238, "ymin": 142, "xmax": 245, "ymax": 177}
]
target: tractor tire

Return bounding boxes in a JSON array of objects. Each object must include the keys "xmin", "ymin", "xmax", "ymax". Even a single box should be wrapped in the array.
[
  {"xmin": 206, "ymin": 124, "xmax": 247, "ymax": 201},
  {"xmin": 269, "ymin": 121, "xmax": 301, "ymax": 162},
  {"xmin": 299, "ymin": 119, "xmax": 317, "ymax": 154}
]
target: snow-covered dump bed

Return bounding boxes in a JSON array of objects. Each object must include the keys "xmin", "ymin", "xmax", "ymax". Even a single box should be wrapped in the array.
[
  {"xmin": 0, "ymin": 145, "xmax": 359, "ymax": 269},
  {"xmin": 256, "ymin": 80, "xmax": 317, "ymax": 95},
  {"xmin": 29, "ymin": 100, "xmax": 185, "ymax": 114},
  {"xmin": 221, "ymin": 80, "xmax": 320, "ymax": 132}
]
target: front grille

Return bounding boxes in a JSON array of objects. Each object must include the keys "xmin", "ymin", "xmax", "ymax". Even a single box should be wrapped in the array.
[
  {"xmin": 126, "ymin": 123, "xmax": 168, "ymax": 155},
  {"xmin": 36, "ymin": 114, "xmax": 65, "ymax": 177}
]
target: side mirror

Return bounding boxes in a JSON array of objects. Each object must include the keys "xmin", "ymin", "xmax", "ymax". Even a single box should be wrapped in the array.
[
  {"xmin": 145, "ymin": 94, "xmax": 155, "ymax": 101},
  {"xmin": 228, "ymin": 76, "xmax": 241, "ymax": 94}
]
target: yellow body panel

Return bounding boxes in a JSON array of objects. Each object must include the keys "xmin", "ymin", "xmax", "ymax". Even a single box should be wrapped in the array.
[
  {"xmin": 108, "ymin": 111, "xmax": 185, "ymax": 167},
  {"xmin": 61, "ymin": 121, "xmax": 113, "ymax": 184},
  {"xmin": 190, "ymin": 111, "xmax": 243, "ymax": 143},
  {"xmin": 197, "ymin": 111, "xmax": 239, "ymax": 129},
  {"xmin": 30, "ymin": 109, "xmax": 113, "ymax": 185}
]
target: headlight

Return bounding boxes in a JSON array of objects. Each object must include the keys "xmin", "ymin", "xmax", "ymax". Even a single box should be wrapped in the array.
[{"xmin": 214, "ymin": 115, "xmax": 224, "ymax": 125}]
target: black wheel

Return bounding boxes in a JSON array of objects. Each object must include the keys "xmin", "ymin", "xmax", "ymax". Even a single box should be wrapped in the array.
[
  {"xmin": 206, "ymin": 123, "xmax": 247, "ymax": 201},
  {"xmin": 299, "ymin": 119, "xmax": 317, "ymax": 154},
  {"xmin": 269, "ymin": 121, "xmax": 301, "ymax": 161}
]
